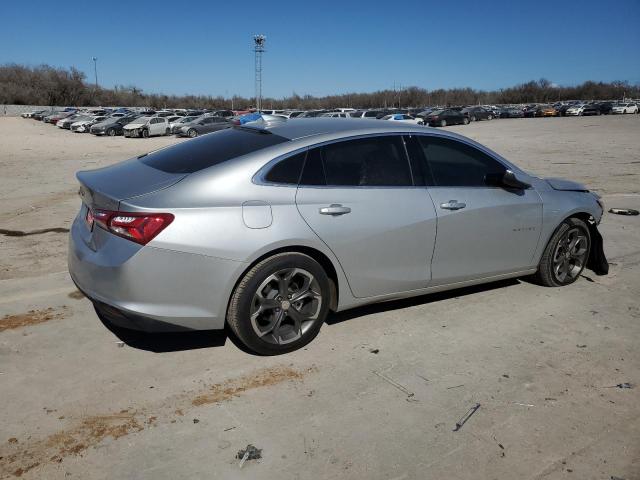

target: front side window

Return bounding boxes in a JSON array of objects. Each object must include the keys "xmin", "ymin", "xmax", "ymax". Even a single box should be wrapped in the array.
[
  {"xmin": 417, "ymin": 136, "xmax": 505, "ymax": 187},
  {"xmin": 300, "ymin": 136, "xmax": 413, "ymax": 187}
]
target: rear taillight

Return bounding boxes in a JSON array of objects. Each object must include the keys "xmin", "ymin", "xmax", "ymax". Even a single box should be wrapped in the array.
[{"xmin": 92, "ymin": 209, "xmax": 174, "ymax": 245}]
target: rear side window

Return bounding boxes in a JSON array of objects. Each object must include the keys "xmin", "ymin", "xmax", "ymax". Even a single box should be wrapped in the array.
[
  {"xmin": 417, "ymin": 136, "xmax": 505, "ymax": 187},
  {"xmin": 140, "ymin": 128, "xmax": 289, "ymax": 174},
  {"xmin": 300, "ymin": 136, "xmax": 413, "ymax": 187},
  {"xmin": 264, "ymin": 151, "xmax": 306, "ymax": 185}
]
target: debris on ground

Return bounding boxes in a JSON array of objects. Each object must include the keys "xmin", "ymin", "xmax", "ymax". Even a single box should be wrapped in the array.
[
  {"xmin": 116, "ymin": 341, "xmax": 124, "ymax": 348},
  {"xmin": 193, "ymin": 418, "xmax": 200, "ymax": 424},
  {"xmin": 608, "ymin": 208, "xmax": 639, "ymax": 216},
  {"xmin": 603, "ymin": 382, "xmax": 634, "ymax": 389},
  {"xmin": 446, "ymin": 384, "xmax": 465, "ymax": 390},
  {"xmin": 514, "ymin": 402, "xmax": 535, "ymax": 407},
  {"xmin": 369, "ymin": 348, "xmax": 380, "ymax": 354},
  {"xmin": 237, "ymin": 444, "xmax": 262, "ymax": 468},
  {"xmin": 453, "ymin": 403, "xmax": 480, "ymax": 432},
  {"xmin": 576, "ymin": 344, "xmax": 587, "ymax": 348},
  {"xmin": 372, "ymin": 370, "xmax": 416, "ymax": 401}
]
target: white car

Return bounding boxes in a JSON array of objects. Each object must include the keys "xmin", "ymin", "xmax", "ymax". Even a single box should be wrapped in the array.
[
  {"xmin": 611, "ymin": 103, "xmax": 638, "ymax": 114},
  {"xmin": 71, "ymin": 116, "xmax": 107, "ymax": 133},
  {"xmin": 565, "ymin": 105, "xmax": 586, "ymax": 116},
  {"xmin": 123, "ymin": 116, "xmax": 169, "ymax": 138},
  {"xmin": 320, "ymin": 112, "xmax": 352, "ymax": 118},
  {"xmin": 381, "ymin": 113, "xmax": 424, "ymax": 125}
]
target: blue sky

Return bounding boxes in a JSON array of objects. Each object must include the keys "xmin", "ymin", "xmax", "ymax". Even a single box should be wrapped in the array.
[{"xmin": 2, "ymin": 0, "xmax": 639, "ymax": 98}]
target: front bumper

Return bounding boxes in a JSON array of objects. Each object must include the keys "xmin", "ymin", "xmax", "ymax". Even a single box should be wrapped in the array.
[{"xmin": 68, "ymin": 213, "xmax": 245, "ymax": 331}]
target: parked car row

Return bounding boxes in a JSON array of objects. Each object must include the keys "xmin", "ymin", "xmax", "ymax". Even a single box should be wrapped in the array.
[
  {"xmin": 23, "ymin": 107, "xmax": 237, "ymax": 138},
  {"xmin": 22, "ymin": 98, "xmax": 640, "ymax": 140}
]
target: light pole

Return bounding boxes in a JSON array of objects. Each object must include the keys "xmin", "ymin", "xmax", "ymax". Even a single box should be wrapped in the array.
[
  {"xmin": 253, "ymin": 35, "xmax": 266, "ymax": 111},
  {"xmin": 92, "ymin": 57, "xmax": 98, "ymax": 89}
]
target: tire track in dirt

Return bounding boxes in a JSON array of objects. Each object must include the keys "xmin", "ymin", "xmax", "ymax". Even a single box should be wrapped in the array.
[{"xmin": 0, "ymin": 366, "xmax": 314, "ymax": 478}]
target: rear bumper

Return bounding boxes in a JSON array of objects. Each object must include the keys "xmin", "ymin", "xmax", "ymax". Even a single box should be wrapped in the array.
[{"xmin": 68, "ymin": 214, "xmax": 246, "ymax": 331}]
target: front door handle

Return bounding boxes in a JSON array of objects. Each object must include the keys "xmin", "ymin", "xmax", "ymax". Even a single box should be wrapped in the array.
[
  {"xmin": 319, "ymin": 204, "xmax": 351, "ymax": 216},
  {"xmin": 440, "ymin": 200, "xmax": 466, "ymax": 210}
]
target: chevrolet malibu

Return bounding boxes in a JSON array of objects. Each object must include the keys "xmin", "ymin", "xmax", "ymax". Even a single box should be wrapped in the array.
[{"xmin": 69, "ymin": 119, "xmax": 607, "ymax": 355}]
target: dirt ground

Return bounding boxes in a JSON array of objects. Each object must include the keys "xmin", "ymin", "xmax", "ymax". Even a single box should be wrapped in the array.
[{"xmin": 0, "ymin": 115, "xmax": 639, "ymax": 479}]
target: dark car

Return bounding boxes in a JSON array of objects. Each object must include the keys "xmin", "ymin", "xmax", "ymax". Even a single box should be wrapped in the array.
[
  {"xmin": 461, "ymin": 106, "xmax": 493, "ymax": 121},
  {"xmin": 90, "ymin": 115, "xmax": 141, "ymax": 136},
  {"xmin": 424, "ymin": 109, "xmax": 469, "ymax": 127},
  {"xmin": 596, "ymin": 102, "xmax": 614, "ymax": 115},
  {"xmin": 177, "ymin": 116, "xmax": 232, "ymax": 137},
  {"xmin": 499, "ymin": 108, "xmax": 524, "ymax": 118},
  {"xmin": 581, "ymin": 104, "xmax": 602, "ymax": 116}
]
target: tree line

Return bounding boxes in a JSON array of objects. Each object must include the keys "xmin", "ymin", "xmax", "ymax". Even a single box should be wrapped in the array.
[{"xmin": 1, "ymin": 63, "xmax": 638, "ymax": 110}]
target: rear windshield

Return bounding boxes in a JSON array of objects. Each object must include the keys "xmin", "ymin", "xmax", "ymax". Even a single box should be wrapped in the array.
[{"xmin": 139, "ymin": 127, "xmax": 289, "ymax": 173}]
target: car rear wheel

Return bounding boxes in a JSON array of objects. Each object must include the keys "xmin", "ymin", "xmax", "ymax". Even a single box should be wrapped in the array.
[
  {"xmin": 165, "ymin": 127, "xmax": 170, "ymax": 135},
  {"xmin": 533, "ymin": 217, "xmax": 591, "ymax": 287},
  {"xmin": 462, "ymin": 117, "xmax": 469, "ymax": 125},
  {"xmin": 487, "ymin": 114, "xmax": 493, "ymax": 120},
  {"xmin": 107, "ymin": 128, "xmax": 116, "ymax": 136},
  {"xmin": 227, "ymin": 252, "xmax": 331, "ymax": 355},
  {"xmin": 470, "ymin": 116, "xmax": 476, "ymax": 122},
  {"xmin": 141, "ymin": 128, "xmax": 149, "ymax": 138},
  {"xmin": 439, "ymin": 119, "xmax": 447, "ymax": 127},
  {"xmin": 188, "ymin": 128, "xmax": 198, "ymax": 138}
]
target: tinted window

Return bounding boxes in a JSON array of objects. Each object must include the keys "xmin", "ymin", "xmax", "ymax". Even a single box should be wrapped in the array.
[
  {"xmin": 320, "ymin": 136, "xmax": 413, "ymax": 187},
  {"xmin": 264, "ymin": 151, "xmax": 306, "ymax": 185},
  {"xmin": 300, "ymin": 148, "xmax": 325, "ymax": 185},
  {"xmin": 417, "ymin": 136, "xmax": 505, "ymax": 187},
  {"xmin": 140, "ymin": 128, "xmax": 289, "ymax": 174}
]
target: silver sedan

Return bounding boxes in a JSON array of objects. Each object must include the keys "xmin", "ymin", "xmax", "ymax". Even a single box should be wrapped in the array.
[{"xmin": 68, "ymin": 119, "xmax": 607, "ymax": 355}]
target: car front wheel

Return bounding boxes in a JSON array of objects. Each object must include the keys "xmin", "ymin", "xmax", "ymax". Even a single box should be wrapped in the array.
[
  {"xmin": 188, "ymin": 128, "xmax": 198, "ymax": 138},
  {"xmin": 439, "ymin": 119, "xmax": 447, "ymax": 127},
  {"xmin": 227, "ymin": 252, "xmax": 331, "ymax": 355},
  {"xmin": 533, "ymin": 217, "xmax": 591, "ymax": 287}
]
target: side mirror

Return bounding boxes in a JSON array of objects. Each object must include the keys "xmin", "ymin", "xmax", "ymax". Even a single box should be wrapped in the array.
[
  {"xmin": 485, "ymin": 170, "xmax": 530, "ymax": 189},
  {"xmin": 502, "ymin": 170, "xmax": 531, "ymax": 189}
]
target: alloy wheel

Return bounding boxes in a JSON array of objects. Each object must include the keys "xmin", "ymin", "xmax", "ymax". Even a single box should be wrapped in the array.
[
  {"xmin": 250, "ymin": 268, "xmax": 322, "ymax": 345},
  {"xmin": 552, "ymin": 227, "xmax": 588, "ymax": 283}
]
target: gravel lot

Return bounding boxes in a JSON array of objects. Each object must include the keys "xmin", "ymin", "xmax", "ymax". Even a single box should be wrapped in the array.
[{"xmin": 1, "ymin": 115, "xmax": 639, "ymax": 479}]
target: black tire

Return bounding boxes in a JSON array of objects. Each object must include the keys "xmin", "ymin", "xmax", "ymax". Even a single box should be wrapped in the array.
[
  {"xmin": 106, "ymin": 128, "xmax": 116, "ymax": 136},
  {"xmin": 487, "ymin": 114, "xmax": 493, "ymax": 120},
  {"xmin": 462, "ymin": 117, "xmax": 469, "ymax": 125},
  {"xmin": 439, "ymin": 119, "xmax": 447, "ymax": 127},
  {"xmin": 470, "ymin": 116, "xmax": 476, "ymax": 122},
  {"xmin": 141, "ymin": 128, "xmax": 149, "ymax": 138},
  {"xmin": 188, "ymin": 128, "xmax": 198, "ymax": 138},
  {"xmin": 227, "ymin": 252, "xmax": 331, "ymax": 355},
  {"xmin": 165, "ymin": 127, "xmax": 170, "ymax": 136},
  {"xmin": 533, "ymin": 217, "xmax": 591, "ymax": 287}
]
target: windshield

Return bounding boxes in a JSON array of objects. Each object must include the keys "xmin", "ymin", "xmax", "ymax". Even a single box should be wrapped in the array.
[{"xmin": 430, "ymin": 110, "xmax": 444, "ymax": 115}]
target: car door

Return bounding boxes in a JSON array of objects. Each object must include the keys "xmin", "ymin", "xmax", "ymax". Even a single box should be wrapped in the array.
[
  {"xmin": 413, "ymin": 135, "xmax": 542, "ymax": 285},
  {"xmin": 295, "ymin": 135, "xmax": 437, "ymax": 298}
]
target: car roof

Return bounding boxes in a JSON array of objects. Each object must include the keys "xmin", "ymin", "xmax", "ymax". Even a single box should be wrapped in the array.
[{"xmin": 260, "ymin": 118, "xmax": 435, "ymax": 140}]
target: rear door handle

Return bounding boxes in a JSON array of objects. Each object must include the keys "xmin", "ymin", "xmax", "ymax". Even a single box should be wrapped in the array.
[
  {"xmin": 440, "ymin": 200, "xmax": 466, "ymax": 210},
  {"xmin": 319, "ymin": 204, "xmax": 351, "ymax": 216}
]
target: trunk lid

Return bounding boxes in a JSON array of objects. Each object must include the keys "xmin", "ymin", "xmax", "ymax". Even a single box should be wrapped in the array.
[{"xmin": 77, "ymin": 157, "xmax": 187, "ymax": 210}]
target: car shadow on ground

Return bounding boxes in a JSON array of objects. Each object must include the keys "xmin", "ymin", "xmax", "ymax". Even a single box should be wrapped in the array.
[
  {"xmin": 326, "ymin": 278, "xmax": 521, "ymax": 325},
  {"xmin": 98, "ymin": 278, "xmax": 522, "ymax": 354}
]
